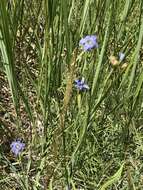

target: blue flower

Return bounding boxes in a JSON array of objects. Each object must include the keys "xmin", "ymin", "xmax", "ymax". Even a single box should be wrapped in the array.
[
  {"xmin": 10, "ymin": 140, "xmax": 25, "ymax": 156},
  {"xmin": 79, "ymin": 35, "xmax": 98, "ymax": 51},
  {"xmin": 119, "ymin": 52, "xmax": 125, "ymax": 62},
  {"xmin": 75, "ymin": 77, "xmax": 89, "ymax": 91}
]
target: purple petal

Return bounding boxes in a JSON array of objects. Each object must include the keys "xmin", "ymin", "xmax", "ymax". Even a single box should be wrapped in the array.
[
  {"xmin": 10, "ymin": 140, "xmax": 25, "ymax": 156},
  {"xmin": 119, "ymin": 52, "xmax": 125, "ymax": 61},
  {"xmin": 79, "ymin": 35, "xmax": 98, "ymax": 51},
  {"xmin": 75, "ymin": 79, "xmax": 80, "ymax": 83},
  {"xmin": 90, "ymin": 35, "xmax": 97, "ymax": 41},
  {"xmin": 79, "ymin": 38, "xmax": 86, "ymax": 45},
  {"xmin": 83, "ymin": 84, "xmax": 89, "ymax": 90},
  {"xmin": 83, "ymin": 44, "xmax": 92, "ymax": 51}
]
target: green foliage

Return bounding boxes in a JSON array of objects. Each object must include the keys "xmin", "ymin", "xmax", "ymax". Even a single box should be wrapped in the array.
[
  {"xmin": 99, "ymin": 163, "xmax": 124, "ymax": 190},
  {"xmin": 0, "ymin": 0, "xmax": 143, "ymax": 189}
]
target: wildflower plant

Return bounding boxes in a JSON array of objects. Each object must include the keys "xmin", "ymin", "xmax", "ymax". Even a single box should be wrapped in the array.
[
  {"xmin": 10, "ymin": 140, "xmax": 25, "ymax": 156},
  {"xmin": 74, "ymin": 77, "xmax": 89, "ymax": 91},
  {"xmin": 0, "ymin": 0, "xmax": 143, "ymax": 189},
  {"xmin": 79, "ymin": 35, "xmax": 98, "ymax": 51}
]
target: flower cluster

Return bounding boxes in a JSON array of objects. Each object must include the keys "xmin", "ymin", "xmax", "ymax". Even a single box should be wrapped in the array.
[
  {"xmin": 75, "ymin": 78, "xmax": 89, "ymax": 91},
  {"xmin": 79, "ymin": 35, "xmax": 98, "ymax": 51},
  {"xmin": 75, "ymin": 35, "xmax": 98, "ymax": 91},
  {"xmin": 10, "ymin": 140, "xmax": 25, "ymax": 156}
]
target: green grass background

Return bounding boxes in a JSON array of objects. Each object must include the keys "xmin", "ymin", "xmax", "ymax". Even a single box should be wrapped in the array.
[{"xmin": 0, "ymin": 0, "xmax": 143, "ymax": 189}]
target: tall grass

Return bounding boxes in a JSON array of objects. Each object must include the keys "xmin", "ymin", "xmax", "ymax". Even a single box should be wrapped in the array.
[{"xmin": 0, "ymin": 0, "xmax": 143, "ymax": 189}]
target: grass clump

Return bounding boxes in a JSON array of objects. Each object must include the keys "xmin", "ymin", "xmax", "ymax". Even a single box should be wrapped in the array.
[{"xmin": 0, "ymin": 0, "xmax": 143, "ymax": 189}]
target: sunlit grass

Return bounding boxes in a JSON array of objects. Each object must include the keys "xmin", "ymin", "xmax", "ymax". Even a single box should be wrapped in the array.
[{"xmin": 0, "ymin": 0, "xmax": 143, "ymax": 189}]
